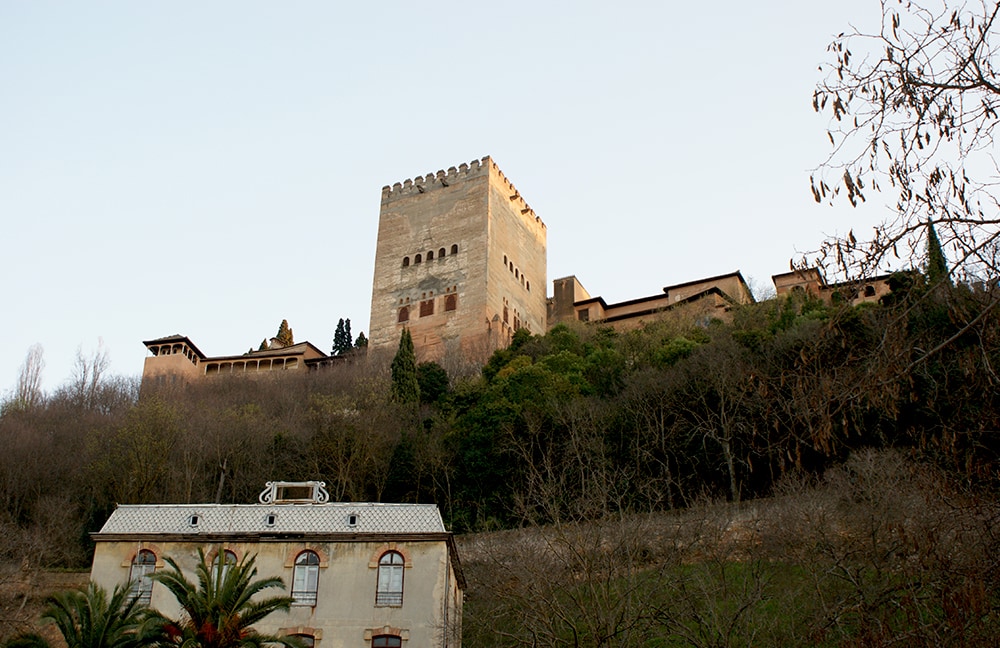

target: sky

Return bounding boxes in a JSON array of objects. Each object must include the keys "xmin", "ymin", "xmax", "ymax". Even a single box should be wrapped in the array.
[{"xmin": 1, "ymin": 0, "xmax": 894, "ymax": 394}]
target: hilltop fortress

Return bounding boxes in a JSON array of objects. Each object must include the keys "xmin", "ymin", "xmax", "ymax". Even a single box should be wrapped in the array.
[{"xmin": 140, "ymin": 156, "xmax": 890, "ymax": 386}]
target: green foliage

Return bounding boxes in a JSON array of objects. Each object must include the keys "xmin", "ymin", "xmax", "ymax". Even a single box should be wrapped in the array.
[
  {"xmin": 152, "ymin": 550, "xmax": 299, "ymax": 648},
  {"xmin": 652, "ymin": 336, "xmax": 700, "ymax": 368},
  {"xmin": 416, "ymin": 361, "xmax": 449, "ymax": 404},
  {"xmin": 41, "ymin": 582, "xmax": 159, "ymax": 648},
  {"xmin": 257, "ymin": 339, "xmax": 268, "ymax": 352},
  {"xmin": 274, "ymin": 320, "xmax": 293, "ymax": 347},
  {"xmin": 354, "ymin": 331, "xmax": 368, "ymax": 348},
  {"xmin": 390, "ymin": 329, "xmax": 419, "ymax": 404}
]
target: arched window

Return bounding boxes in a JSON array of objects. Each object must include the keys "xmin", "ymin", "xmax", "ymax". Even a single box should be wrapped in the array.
[
  {"xmin": 445, "ymin": 294, "xmax": 457, "ymax": 311},
  {"xmin": 372, "ymin": 636, "xmax": 401, "ymax": 648},
  {"xmin": 451, "ymin": 244, "xmax": 458, "ymax": 254},
  {"xmin": 414, "ymin": 254, "xmax": 422, "ymax": 264},
  {"xmin": 211, "ymin": 550, "xmax": 237, "ymax": 583},
  {"xmin": 376, "ymin": 551, "xmax": 404, "ymax": 606},
  {"xmin": 402, "ymin": 256, "xmax": 410, "ymax": 267},
  {"xmin": 427, "ymin": 250, "xmax": 434, "ymax": 261},
  {"xmin": 129, "ymin": 550, "xmax": 156, "ymax": 604},
  {"xmin": 438, "ymin": 247, "xmax": 446, "ymax": 258},
  {"xmin": 292, "ymin": 551, "xmax": 320, "ymax": 606},
  {"xmin": 398, "ymin": 306, "xmax": 409, "ymax": 323}
]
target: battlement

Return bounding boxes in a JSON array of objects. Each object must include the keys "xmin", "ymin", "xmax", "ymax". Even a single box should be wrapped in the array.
[{"xmin": 381, "ymin": 156, "xmax": 546, "ymax": 230}]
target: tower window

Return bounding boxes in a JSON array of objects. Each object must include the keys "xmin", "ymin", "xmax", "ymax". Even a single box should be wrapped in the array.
[
  {"xmin": 451, "ymin": 244, "xmax": 458, "ymax": 254},
  {"xmin": 420, "ymin": 300, "xmax": 434, "ymax": 317},
  {"xmin": 427, "ymin": 250, "xmax": 434, "ymax": 261},
  {"xmin": 402, "ymin": 257, "xmax": 410, "ymax": 267},
  {"xmin": 438, "ymin": 247, "xmax": 446, "ymax": 258},
  {"xmin": 398, "ymin": 306, "xmax": 409, "ymax": 323},
  {"xmin": 445, "ymin": 294, "xmax": 457, "ymax": 311},
  {"xmin": 414, "ymin": 254, "xmax": 422, "ymax": 264}
]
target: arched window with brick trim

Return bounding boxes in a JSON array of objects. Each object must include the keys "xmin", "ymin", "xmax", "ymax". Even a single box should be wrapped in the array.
[
  {"xmin": 129, "ymin": 549, "xmax": 156, "ymax": 604},
  {"xmin": 376, "ymin": 551, "xmax": 404, "ymax": 606},
  {"xmin": 292, "ymin": 551, "xmax": 320, "ymax": 606},
  {"xmin": 211, "ymin": 550, "xmax": 237, "ymax": 583}
]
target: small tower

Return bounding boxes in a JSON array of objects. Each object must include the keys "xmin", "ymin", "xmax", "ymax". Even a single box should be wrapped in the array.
[
  {"xmin": 368, "ymin": 157, "xmax": 547, "ymax": 362},
  {"xmin": 141, "ymin": 334, "xmax": 205, "ymax": 386}
]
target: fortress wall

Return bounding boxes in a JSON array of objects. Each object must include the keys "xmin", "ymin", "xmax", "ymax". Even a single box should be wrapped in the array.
[{"xmin": 485, "ymin": 161, "xmax": 548, "ymax": 340}]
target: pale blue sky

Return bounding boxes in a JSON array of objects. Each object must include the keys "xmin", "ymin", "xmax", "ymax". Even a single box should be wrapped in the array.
[{"xmin": 2, "ymin": 1, "xmax": 889, "ymax": 392}]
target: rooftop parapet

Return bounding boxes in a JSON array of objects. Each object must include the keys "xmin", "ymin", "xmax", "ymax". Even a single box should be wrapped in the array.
[{"xmin": 381, "ymin": 155, "xmax": 546, "ymax": 230}]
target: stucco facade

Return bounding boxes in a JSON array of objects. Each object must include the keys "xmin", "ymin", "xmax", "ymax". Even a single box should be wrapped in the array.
[
  {"xmin": 368, "ymin": 156, "xmax": 547, "ymax": 363},
  {"xmin": 89, "ymin": 485, "xmax": 464, "ymax": 648}
]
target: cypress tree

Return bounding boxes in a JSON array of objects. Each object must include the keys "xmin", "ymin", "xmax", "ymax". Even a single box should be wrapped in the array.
[
  {"xmin": 926, "ymin": 219, "xmax": 950, "ymax": 286},
  {"xmin": 275, "ymin": 319, "xmax": 294, "ymax": 347},
  {"xmin": 390, "ymin": 329, "xmax": 420, "ymax": 403},
  {"xmin": 332, "ymin": 319, "xmax": 348, "ymax": 355},
  {"xmin": 354, "ymin": 332, "xmax": 368, "ymax": 349},
  {"xmin": 333, "ymin": 318, "xmax": 355, "ymax": 356}
]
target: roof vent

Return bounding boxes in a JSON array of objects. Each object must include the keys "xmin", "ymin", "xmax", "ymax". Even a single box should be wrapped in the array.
[{"xmin": 258, "ymin": 481, "xmax": 330, "ymax": 504}]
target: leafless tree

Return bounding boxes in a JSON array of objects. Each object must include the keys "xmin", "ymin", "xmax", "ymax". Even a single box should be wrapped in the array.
[
  {"xmin": 812, "ymin": 0, "xmax": 1000, "ymax": 281},
  {"xmin": 9, "ymin": 344, "xmax": 45, "ymax": 412}
]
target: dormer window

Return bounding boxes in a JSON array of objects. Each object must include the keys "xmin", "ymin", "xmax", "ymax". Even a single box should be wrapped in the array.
[{"xmin": 258, "ymin": 481, "xmax": 330, "ymax": 504}]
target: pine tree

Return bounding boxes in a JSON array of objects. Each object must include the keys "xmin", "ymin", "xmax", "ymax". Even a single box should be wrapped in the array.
[
  {"xmin": 926, "ymin": 219, "xmax": 951, "ymax": 286},
  {"xmin": 354, "ymin": 332, "xmax": 368, "ymax": 349},
  {"xmin": 275, "ymin": 320, "xmax": 294, "ymax": 347},
  {"xmin": 390, "ymin": 329, "xmax": 420, "ymax": 403},
  {"xmin": 258, "ymin": 338, "xmax": 269, "ymax": 351}
]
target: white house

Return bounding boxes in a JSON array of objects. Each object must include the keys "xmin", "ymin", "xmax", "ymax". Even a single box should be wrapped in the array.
[{"xmin": 89, "ymin": 482, "xmax": 464, "ymax": 648}]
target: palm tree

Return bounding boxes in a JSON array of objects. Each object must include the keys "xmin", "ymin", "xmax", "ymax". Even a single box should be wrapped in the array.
[
  {"xmin": 39, "ymin": 581, "xmax": 160, "ymax": 648},
  {"xmin": 152, "ymin": 549, "xmax": 300, "ymax": 648}
]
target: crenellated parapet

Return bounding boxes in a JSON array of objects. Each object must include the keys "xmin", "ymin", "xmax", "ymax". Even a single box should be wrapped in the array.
[{"xmin": 381, "ymin": 156, "xmax": 546, "ymax": 230}]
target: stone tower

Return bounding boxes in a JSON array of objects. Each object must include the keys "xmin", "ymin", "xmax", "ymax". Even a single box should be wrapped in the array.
[{"xmin": 369, "ymin": 156, "xmax": 547, "ymax": 362}]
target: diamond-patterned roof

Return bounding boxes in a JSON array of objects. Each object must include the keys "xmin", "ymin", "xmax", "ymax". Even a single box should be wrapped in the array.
[{"xmin": 96, "ymin": 502, "xmax": 445, "ymax": 536}]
